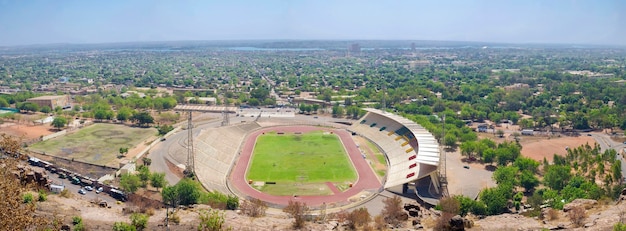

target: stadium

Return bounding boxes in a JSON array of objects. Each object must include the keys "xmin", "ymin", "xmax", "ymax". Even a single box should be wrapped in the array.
[{"xmin": 175, "ymin": 107, "xmax": 443, "ymax": 209}]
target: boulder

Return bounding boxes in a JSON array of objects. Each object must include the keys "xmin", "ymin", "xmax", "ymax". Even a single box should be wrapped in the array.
[
  {"xmin": 404, "ymin": 203, "xmax": 420, "ymax": 211},
  {"xmin": 449, "ymin": 215, "xmax": 465, "ymax": 231},
  {"xmin": 408, "ymin": 208, "xmax": 420, "ymax": 217},
  {"xmin": 414, "ymin": 224, "xmax": 424, "ymax": 229},
  {"xmin": 563, "ymin": 199, "xmax": 597, "ymax": 212}
]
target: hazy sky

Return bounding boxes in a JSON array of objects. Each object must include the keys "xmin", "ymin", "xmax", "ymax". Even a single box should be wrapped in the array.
[{"xmin": 0, "ymin": 0, "xmax": 624, "ymax": 46}]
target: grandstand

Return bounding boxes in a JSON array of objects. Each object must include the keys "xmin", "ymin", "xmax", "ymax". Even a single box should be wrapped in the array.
[
  {"xmin": 348, "ymin": 108, "xmax": 441, "ymax": 203},
  {"xmin": 193, "ymin": 122, "xmax": 261, "ymax": 194}
]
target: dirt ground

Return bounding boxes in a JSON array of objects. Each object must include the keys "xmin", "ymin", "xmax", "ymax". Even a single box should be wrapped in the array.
[
  {"xmin": 0, "ymin": 122, "xmax": 54, "ymax": 141},
  {"xmin": 476, "ymin": 123, "xmax": 596, "ymax": 162},
  {"xmin": 520, "ymin": 135, "xmax": 596, "ymax": 162}
]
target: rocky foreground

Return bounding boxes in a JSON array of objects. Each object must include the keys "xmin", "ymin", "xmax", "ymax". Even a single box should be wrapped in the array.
[{"xmin": 35, "ymin": 192, "xmax": 626, "ymax": 231}]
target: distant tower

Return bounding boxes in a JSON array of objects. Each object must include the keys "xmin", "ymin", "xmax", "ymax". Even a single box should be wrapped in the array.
[
  {"xmin": 348, "ymin": 43, "xmax": 361, "ymax": 55},
  {"xmin": 411, "ymin": 42, "xmax": 416, "ymax": 52}
]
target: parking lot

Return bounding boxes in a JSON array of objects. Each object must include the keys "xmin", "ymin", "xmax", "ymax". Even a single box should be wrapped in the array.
[{"xmin": 34, "ymin": 165, "xmax": 121, "ymax": 207}]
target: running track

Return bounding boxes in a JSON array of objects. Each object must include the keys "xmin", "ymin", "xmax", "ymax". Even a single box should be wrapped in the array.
[{"xmin": 230, "ymin": 126, "xmax": 382, "ymax": 207}]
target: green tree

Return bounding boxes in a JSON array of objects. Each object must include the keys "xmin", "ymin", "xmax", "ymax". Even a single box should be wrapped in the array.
[
  {"xmin": 120, "ymin": 173, "xmax": 141, "ymax": 193},
  {"xmin": 39, "ymin": 106, "xmax": 51, "ymax": 114},
  {"xmin": 0, "ymin": 97, "xmax": 8, "ymax": 107},
  {"xmin": 513, "ymin": 157, "xmax": 540, "ymax": 174},
  {"xmin": 137, "ymin": 165, "xmax": 151, "ymax": 188},
  {"xmin": 520, "ymin": 170, "xmax": 539, "ymax": 192},
  {"xmin": 444, "ymin": 133, "xmax": 457, "ymax": 148},
  {"xmin": 162, "ymin": 185, "xmax": 180, "ymax": 208},
  {"xmin": 130, "ymin": 213, "xmax": 148, "ymax": 231},
  {"xmin": 132, "ymin": 112, "xmax": 154, "ymax": 126},
  {"xmin": 116, "ymin": 107, "xmax": 133, "ymax": 122},
  {"xmin": 175, "ymin": 178, "xmax": 202, "ymax": 205},
  {"xmin": 483, "ymin": 149, "xmax": 496, "ymax": 166},
  {"xmin": 51, "ymin": 117, "xmax": 67, "ymax": 130},
  {"xmin": 150, "ymin": 172, "xmax": 167, "ymax": 191},
  {"xmin": 460, "ymin": 141, "xmax": 478, "ymax": 159},
  {"xmin": 544, "ymin": 165, "xmax": 572, "ymax": 190},
  {"xmin": 492, "ymin": 166, "xmax": 519, "ymax": 186},
  {"xmin": 480, "ymin": 184, "xmax": 512, "ymax": 215}
]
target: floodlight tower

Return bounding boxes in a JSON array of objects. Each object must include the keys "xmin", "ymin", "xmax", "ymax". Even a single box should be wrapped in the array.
[{"xmin": 184, "ymin": 111, "xmax": 195, "ymax": 177}]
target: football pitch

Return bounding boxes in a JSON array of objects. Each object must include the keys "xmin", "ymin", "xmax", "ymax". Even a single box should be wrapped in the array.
[
  {"xmin": 246, "ymin": 131, "xmax": 357, "ymax": 184},
  {"xmin": 28, "ymin": 123, "xmax": 156, "ymax": 167}
]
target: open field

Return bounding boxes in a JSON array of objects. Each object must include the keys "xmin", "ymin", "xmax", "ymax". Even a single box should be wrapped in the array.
[
  {"xmin": 0, "ymin": 122, "xmax": 54, "ymax": 140},
  {"xmin": 520, "ymin": 135, "xmax": 596, "ymax": 162},
  {"xmin": 247, "ymin": 131, "xmax": 357, "ymax": 183},
  {"xmin": 28, "ymin": 123, "xmax": 156, "ymax": 166}
]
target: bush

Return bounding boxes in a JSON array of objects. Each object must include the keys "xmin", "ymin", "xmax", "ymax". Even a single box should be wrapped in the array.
[
  {"xmin": 38, "ymin": 190, "xmax": 47, "ymax": 202},
  {"xmin": 130, "ymin": 213, "xmax": 149, "ymax": 231},
  {"xmin": 568, "ymin": 205, "xmax": 587, "ymax": 227},
  {"xmin": 547, "ymin": 208, "xmax": 559, "ymax": 221},
  {"xmin": 72, "ymin": 215, "xmax": 85, "ymax": 231},
  {"xmin": 614, "ymin": 222, "xmax": 626, "ymax": 231},
  {"xmin": 346, "ymin": 207, "xmax": 371, "ymax": 230},
  {"xmin": 454, "ymin": 195, "xmax": 486, "ymax": 216},
  {"xmin": 23, "ymin": 193, "xmax": 34, "ymax": 204},
  {"xmin": 113, "ymin": 222, "xmax": 136, "ymax": 231},
  {"xmin": 72, "ymin": 216, "xmax": 83, "ymax": 225},
  {"xmin": 374, "ymin": 215, "xmax": 386, "ymax": 230},
  {"xmin": 283, "ymin": 200, "xmax": 309, "ymax": 229},
  {"xmin": 198, "ymin": 209, "xmax": 226, "ymax": 231},
  {"xmin": 168, "ymin": 211, "xmax": 180, "ymax": 225},
  {"xmin": 382, "ymin": 195, "xmax": 405, "ymax": 227},
  {"xmin": 226, "ymin": 195, "xmax": 239, "ymax": 210},
  {"xmin": 74, "ymin": 222, "xmax": 85, "ymax": 231},
  {"xmin": 240, "ymin": 198, "xmax": 268, "ymax": 217},
  {"xmin": 60, "ymin": 188, "xmax": 72, "ymax": 198}
]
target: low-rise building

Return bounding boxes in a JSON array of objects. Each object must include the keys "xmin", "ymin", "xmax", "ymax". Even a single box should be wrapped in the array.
[{"xmin": 26, "ymin": 95, "xmax": 71, "ymax": 109}]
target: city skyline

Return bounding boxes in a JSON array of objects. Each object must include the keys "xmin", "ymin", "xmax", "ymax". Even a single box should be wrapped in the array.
[{"xmin": 0, "ymin": 0, "xmax": 624, "ymax": 46}]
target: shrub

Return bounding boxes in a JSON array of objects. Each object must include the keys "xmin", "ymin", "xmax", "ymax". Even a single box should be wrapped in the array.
[
  {"xmin": 614, "ymin": 222, "xmax": 626, "ymax": 231},
  {"xmin": 168, "ymin": 211, "xmax": 180, "ymax": 225},
  {"xmin": 72, "ymin": 215, "xmax": 85, "ymax": 231},
  {"xmin": 113, "ymin": 222, "xmax": 136, "ymax": 231},
  {"xmin": 346, "ymin": 207, "xmax": 371, "ymax": 230},
  {"xmin": 240, "ymin": 198, "xmax": 268, "ymax": 217},
  {"xmin": 382, "ymin": 195, "xmax": 405, "ymax": 227},
  {"xmin": 38, "ymin": 190, "xmax": 47, "ymax": 202},
  {"xmin": 374, "ymin": 215, "xmax": 386, "ymax": 230},
  {"xmin": 198, "ymin": 209, "xmax": 226, "ymax": 231},
  {"xmin": 226, "ymin": 195, "xmax": 239, "ymax": 210},
  {"xmin": 568, "ymin": 205, "xmax": 587, "ymax": 227},
  {"xmin": 130, "ymin": 213, "xmax": 149, "ymax": 231},
  {"xmin": 74, "ymin": 222, "xmax": 85, "ymax": 231},
  {"xmin": 23, "ymin": 193, "xmax": 34, "ymax": 204},
  {"xmin": 283, "ymin": 200, "xmax": 309, "ymax": 229},
  {"xmin": 72, "ymin": 216, "xmax": 83, "ymax": 225},
  {"xmin": 547, "ymin": 208, "xmax": 559, "ymax": 221}
]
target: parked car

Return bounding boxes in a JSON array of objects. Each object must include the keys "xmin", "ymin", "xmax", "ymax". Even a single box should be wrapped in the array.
[
  {"xmin": 96, "ymin": 187, "xmax": 103, "ymax": 194},
  {"xmin": 84, "ymin": 186, "xmax": 93, "ymax": 191},
  {"xmin": 78, "ymin": 189, "xmax": 86, "ymax": 195}
]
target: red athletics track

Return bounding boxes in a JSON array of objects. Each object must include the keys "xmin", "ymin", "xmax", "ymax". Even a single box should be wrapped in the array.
[{"xmin": 229, "ymin": 126, "xmax": 382, "ymax": 207}]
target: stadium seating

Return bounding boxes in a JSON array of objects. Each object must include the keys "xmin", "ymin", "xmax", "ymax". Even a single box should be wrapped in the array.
[
  {"xmin": 194, "ymin": 122, "xmax": 261, "ymax": 194},
  {"xmin": 348, "ymin": 108, "xmax": 440, "ymax": 189}
]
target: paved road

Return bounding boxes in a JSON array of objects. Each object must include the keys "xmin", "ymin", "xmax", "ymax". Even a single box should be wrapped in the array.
[{"xmin": 590, "ymin": 133, "xmax": 626, "ymax": 180}]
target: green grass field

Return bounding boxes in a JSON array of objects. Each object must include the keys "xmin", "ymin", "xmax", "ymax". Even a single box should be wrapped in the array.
[
  {"xmin": 29, "ymin": 123, "xmax": 156, "ymax": 166},
  {"xmin": 247, "ymin": 131, "xmax": 357, "ymax": 184}
]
